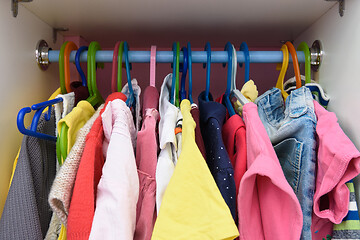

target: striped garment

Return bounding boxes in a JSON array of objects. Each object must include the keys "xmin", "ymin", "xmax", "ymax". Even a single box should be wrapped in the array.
[{"xmin": 331, "ymin": 180, "xmax": 360, "ymax": 240}]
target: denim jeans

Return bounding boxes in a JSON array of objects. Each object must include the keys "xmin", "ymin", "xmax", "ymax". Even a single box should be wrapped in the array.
[{"xmin": 255, "ymin": 87, "xmax": 317, "ymax": 240}]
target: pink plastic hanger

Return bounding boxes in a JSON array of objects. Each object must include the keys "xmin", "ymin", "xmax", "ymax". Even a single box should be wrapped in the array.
[
  {"xmin": 111, "ymin": 41, "xmax": 121, "ymax": 92},
  {"xmin": 142, "ymin": 45, "xmax": 159, "ymax": 111},
  {"xmin": 150, "ymin": 45, "xmax": 156, "ymax": 87}
]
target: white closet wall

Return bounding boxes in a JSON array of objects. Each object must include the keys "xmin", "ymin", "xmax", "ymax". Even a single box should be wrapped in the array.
[
  {"xmin": 295, "ymin": 0, "xmax": 360, "ymax": 211},
  {"xmin": 0, "ymin": 2, "xmax": 62, "ymax": 215}
]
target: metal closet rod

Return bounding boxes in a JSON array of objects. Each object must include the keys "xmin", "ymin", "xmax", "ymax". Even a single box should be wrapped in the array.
[{"xmin": 48, "ymin": 50, "xmax": 306, "ymax": 63}]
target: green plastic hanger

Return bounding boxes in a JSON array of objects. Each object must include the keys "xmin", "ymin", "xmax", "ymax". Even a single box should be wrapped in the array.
[
  {"xmin": 59, "ymin": 42, "xmax": 68, "ymax": 94},
  {"xmin": 59, "ymin": 123, "xmax": 69, "ymax": 164},
  {"xmin": 297, "ymin": 42, "xmax": 311, "ymax": 84},
  {"xmin": 117, "ymin": 42, "xmax": 124, "ymax": 92},
  {"xmin": 86, "ymin": 41, "xmax": 105, "ymax": 106},
  {"xmin": 175, "ymin": 42, "xmax": 180, "ymax": 107}
]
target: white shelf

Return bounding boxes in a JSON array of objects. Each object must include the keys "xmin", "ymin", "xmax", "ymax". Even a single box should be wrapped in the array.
[{"xmin": 22, "ymin": 0, "xmax": 336, "ymax": 47}]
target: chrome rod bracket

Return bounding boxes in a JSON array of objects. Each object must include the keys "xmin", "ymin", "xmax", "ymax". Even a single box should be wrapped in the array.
[
  {"xmin": 310, "ymin": 40, "xmax": 323, "ymax": 72},
  {"xmin": 36, "ymin": 39, "xmax": 51, "ymax": 71}
]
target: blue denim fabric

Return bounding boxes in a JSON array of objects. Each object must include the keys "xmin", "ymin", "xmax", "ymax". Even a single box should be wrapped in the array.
[{"xmin": 255, "ymin": 87, "xmax": 317, "ymax": 240}]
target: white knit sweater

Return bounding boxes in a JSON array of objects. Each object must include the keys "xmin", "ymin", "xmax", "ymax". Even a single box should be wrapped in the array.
[{"xmin": 48, "ymin": 104, "xmax": 104, "ymax": 226}]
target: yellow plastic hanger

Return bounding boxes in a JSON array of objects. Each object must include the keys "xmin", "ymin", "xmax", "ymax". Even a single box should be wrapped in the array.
[{"xmin": 276, "ymin": 44, "xmax": 290, "ymax": 100}]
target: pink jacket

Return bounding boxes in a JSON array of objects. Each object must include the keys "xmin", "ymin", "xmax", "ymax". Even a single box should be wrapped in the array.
[
  {"xmin": 311, "ymin": 101, "xmax": 360, "ymax": 240},
  {"xmin": 238, "ymin": 103, "xmax": 303, "ymax": 240}
]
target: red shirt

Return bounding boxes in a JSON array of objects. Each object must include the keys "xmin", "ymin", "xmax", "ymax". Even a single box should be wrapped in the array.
[
  {"xmin": 222, "ymin": 114, "xmax": 247, "ymax": 197},
  {"xmin": 67, "ymin": 92, "xmax": 127, "ymax": 240}
]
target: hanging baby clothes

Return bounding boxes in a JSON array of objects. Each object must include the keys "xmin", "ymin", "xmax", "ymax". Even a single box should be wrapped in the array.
[
  {"xmin": 255, "ymin": 87, "xmax": 317, "ymax": 240},
  {"xmin": 0, "ymin": 109, "xmax": 56, "ymax": 240},
  {"xmin": 89, "ymin": 98, "xmax": 138, "ymax": 239},
  {"xmin": 151, "ymin": 100, "xmax": 239, "ymax": 240},
  {"xmin": 48, "ymin": 104, "xmax": 105, "ymax": 226},
  {"xmin": 238, "ymin": 102, "xmax": 303, "ymax": 240},
  {"xmin": 198, "ymin": 91, "xmax": 237, "ymax": 221},
  {"xmin": 66, "ymin": 92, "xmax": 127, "ymax": 240},
  {"xmin": 45, "ymin": 91, "xmax": 75, "ymax": 240},
  {"xmin": 134, "ymin": 86, "xmax": 160, "ymax": 240},
  {"xmin": 311, "ymin": 100, "xmax": 360, "ymax": 240},
  {"xmin": 156, "ymin": 73, "xmax": 181, "ymax": 214}
]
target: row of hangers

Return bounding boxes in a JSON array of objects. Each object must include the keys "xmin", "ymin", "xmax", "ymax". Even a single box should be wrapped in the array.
[{"xmin": 17, "ymin": 40, "xmax": 316, "ymax": 144}]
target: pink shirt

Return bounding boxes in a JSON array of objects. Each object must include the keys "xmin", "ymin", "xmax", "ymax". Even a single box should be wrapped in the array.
[
  {"xmin": 134, "ymin": 86, "xmax": 160, "ymax": 240},
  {"xmin": 89, "ymin": 98, "xmax": 139, "ymax": 239},
  {"xmin": 238, "ymin": 103, "xmax": 303, "ymax": 240},
  {"xmin": 311, "ymin": 101, "xmax": 360, "ymax": 240}
]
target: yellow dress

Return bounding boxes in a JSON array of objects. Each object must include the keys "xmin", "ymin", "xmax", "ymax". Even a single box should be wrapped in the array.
[{"xmin": 151, "ymin": 100, "xmax": 239, "ymax": 240}]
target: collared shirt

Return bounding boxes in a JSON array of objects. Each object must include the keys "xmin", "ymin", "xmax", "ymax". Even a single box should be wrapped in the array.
[
  {"xmin": 151, "ymin": 100, "xmax": 239, "ymax": 240},
  {"xmin": 198, "ymin": 91, "xmax": 237, "ymax": 221},
  {"xmin": 67, "ymin": 93, "xmax": 127, "ymax": 240},
  {"xmin": 89, "ymin": 98, "xmax": 138, "ymax": 239},
  {"xmin": 238, "ymin": 102, "xmax": 303, "ymax": 240},
  {"xmin": 311, "ymin": 100, "xmax": 360, "ymax": 240},
  {"xmin": 156, "ymin": 73, "xmax": 181, "ymax": 214}
]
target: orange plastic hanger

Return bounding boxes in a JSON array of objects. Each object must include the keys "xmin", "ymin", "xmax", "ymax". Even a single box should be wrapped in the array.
[
  {"xmin": 64, "ymin": 41, "xmax": 78, "ymax": 93},
  {"xmin": 285, "ymin": 41, "xmax": 302, "ymax": 89}
]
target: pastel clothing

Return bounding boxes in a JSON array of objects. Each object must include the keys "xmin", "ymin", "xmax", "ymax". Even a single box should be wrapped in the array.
[
  {"xmin": 48, "ymin": 104, "xmax": 104, "ymax": 226},
  {"xmin": 0, "ymin": 109, "xmax": 56, "ymax": 240},
  {"xmin": 151, "ymin": 100, "xmax": 239, "ymax": 240},
  {"xmin": 67, "ymin": 93, "xmax": 127, "ymax": 240},
  {"xmin": 89, "ymin": 98, "xmax": 138, "ymax": 239},
  {"xmin": 238, "ymin": 102, "xmax": 303, "ymax": 240},
  {"xmin": 58, "ymin": 100, "xmax": 95, "ymax": 160},
  {"xmin": 199, "ymin": 91, "xmax": 237, "ymax": 221},
  {"xmin": 156, "ymin": 73, "xmax": 181, "ymax": 214},
  {"xmin": 332, "ymin": 180, "xmax": 360, "ymax": 239},
  {"xmin": 256, "ymin": 87, "xmax": 317, "ymax": 240},
  {"xmin": 222, "ymin": 114, "xmax": 246, "ymax": 198},
  {"xmin": 311, "ymin": 100, "xmax": 360, "ymax": 240},
  {"xmin": 135, "ymin": 107, "xmax": 160, "ymax": 240}
]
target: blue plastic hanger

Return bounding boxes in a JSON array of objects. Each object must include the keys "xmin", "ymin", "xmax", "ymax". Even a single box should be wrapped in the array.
[
  {"xmin": 75, "ymin": 46, "xmax": 88, "ymax": 86},
  {"xmin": 179, "ymin": 47, "xmax": 188, "ymax": 101},
  {"xmin": 203, "ymin": 42, "xmax": 211, "ymax": 102},
  {"xmin": 187, "ymin": 42, "xmax": 193, "ymax": 104},
  {"xmin": 170, "ymin": 42, "xmax": 177, "ymax": 105},
  {"xmin": 239, "ymin": 42, "xmax": 250, "ymax": 83},
  {"xmin": 223, "ymin": 42, "xmax": 236, "ymax": 117},
  {"xmin": 124, "ymin": 41, "xmax": 135, "ymax": 108},
  {"xmin": 17, "ymin": 98, "xmax": 63, "ymax": 141}
]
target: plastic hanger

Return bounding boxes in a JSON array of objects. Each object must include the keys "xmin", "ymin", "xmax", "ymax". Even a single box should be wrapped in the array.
[
  {"xmin": 223, "ymin": 42, "xmax": 236, "ymax": 117},
  {"xmin": 150, "ymin": 45, "xmax": 157, "ymax": 87},
  {"xmin": 111, "ymin": 41, "xmax": 122, "ymax": 92},
  {"xmin": 187, "ymin": 42, "xmax": 194, "ymax": 104},
  {"xmin": 179, "ymin": 46, "xmax": 188, "ymax": 101},
  {"xmin": 239, "ymin": 42, "xmax": 250, "ymax": 83},
  {"xmin": 75, "ymin": 46, "xmax": 88, "ymax": 86},
  {"xmin": 229, "ymin": 44, "xmax": 249, "ymax": 114},
  {"xmin": 17, "ymin": 98, "xmax": 63, "ymax": 142},
  {"xmin": 64, "ymin": 41, "xmax": 78, "ymax": 93},
  {"xmin": 86, "ymin": 41, "xmax": 105, "ymax": 106},
  {"xmin": 124, "ymin": 41, "xmax": 135, "ymax": 108},
  {"xmin": 170, "ymin": 42, "xmax": 180, "ymax": 107},
  {"xmin": 297, "ymin": 42, "xmax": 311, "ymax": 84},
  {"xmin": 203, "ymin": 42, "xmax": 211, "ymax": 102},
  {"xmin": 276, "ymin": 44, "xmax": 290, "ymax": 99},
  {"xmin": 59, "ymin": 42, "xmax": 68, "ymax": 94},
  {"xmin": 285, "ymin": 41, "xmax": 302, "ymax": 89}
]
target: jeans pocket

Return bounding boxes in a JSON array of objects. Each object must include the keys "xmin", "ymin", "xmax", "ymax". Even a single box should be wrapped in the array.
[{"xmin": 274, "ymin": 138, "xmax": 303, "ymax": 194}]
